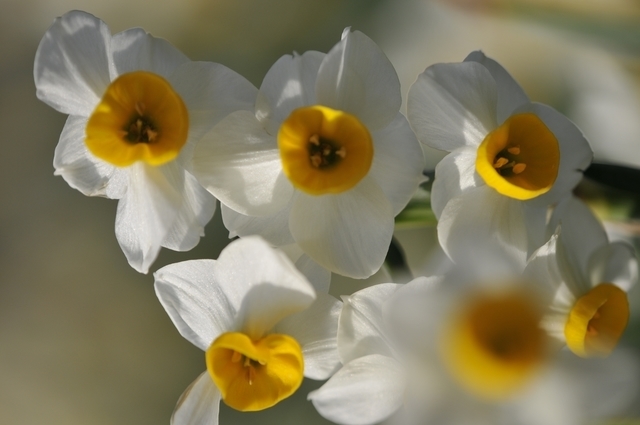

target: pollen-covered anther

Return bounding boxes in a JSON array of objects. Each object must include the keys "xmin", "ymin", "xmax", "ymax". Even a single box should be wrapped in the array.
[{"xmin": 308, "ymin": 133, "xmax": 347, "ymax": 169}]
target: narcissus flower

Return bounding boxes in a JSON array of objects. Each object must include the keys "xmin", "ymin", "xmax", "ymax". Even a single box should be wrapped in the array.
[
  {"xmin": 34, "ymin": 10, "xmax": 257, "ymax": 272},
  {"xmin": 192, "ymin": 28, "xmax": 425, "ymax": 279},
  {"xmin": 154, "ymin": 236, "xmax": 341, "ymax": 423},
  {"xmin": 407, "ymin": 51, "xmax": 592, "ymax": 267},
  {"xmin": 538, "ymin": 197, "xmax": 637, "ymax": 358},
  {"xmin": 310, "ymin": 276, "xmax": 638, "ymax": 425}
]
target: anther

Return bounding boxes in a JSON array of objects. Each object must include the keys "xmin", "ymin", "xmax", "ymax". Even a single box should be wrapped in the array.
[
  {"xmin": 248, "ymin": 366, "xmax": 255, "ymax": 385},
  {"xmin": 310, "ymin": 155, "xmax": 322, "ymax": 168},
  {"xmin": 494, "ymin": 157, "xmax": 509, "ymax": 169},
  {"xmin": 146, "ymin": 128, "xmax": 158, "ymax": 142},
  {"xmin": 587, "ymin": 326, "xmax": 598, "ymax": 337},
  {"xmin": 512, "ymin": 163, "xmax": 527, "ymax": 174},
  {"xmin": 309, "ymin": 134, "xmax": 320, "ymax": 146},
  {"xmin": 507, "ymin": 146, "xmax": 521, "ymax": 155},
  {"xmin": 336, "ymin": 147, "xmax": 346, "ymax": 158}
]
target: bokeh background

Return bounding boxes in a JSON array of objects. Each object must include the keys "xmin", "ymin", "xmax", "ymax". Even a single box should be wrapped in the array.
[{"xmin": 2, "ymin": 0, "xmax": 640, "ymax": 424}]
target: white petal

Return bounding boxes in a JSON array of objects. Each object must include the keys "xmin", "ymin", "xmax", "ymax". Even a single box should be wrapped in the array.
[
  {"xmin": 53, "ymin": 115, "xmax": 117, "ymax": 197},
  {"xmin": 295, "ymin": 254, "xmax": 331, "ymax": 294},
  {"xmin": 220, "ymin": 203, "xmax": 295, "ymax": 246},
  {"xmin": 383, "ymin": 276, "xmax": 449, "ymax": 351},
  {"xmin": 588, "ymin": 242, "xmax": 638, "ymax": 292},
  {"xmin": 110, "ymin": 28, "xmax": 189, "ymax": 79},
  {"xmin": 315, "ymin": 30, "xmax": 401, "ymax": 131},
  {"xmin": 549, "ymin": 197, "xmax": 607, "ymax": 275},
  {"xmin": 34, "ymin": 10, "xmax": 112, "ymax": 116},
  {"xmin": 192, "ymin": 110, "xmax": 293, "ymax": 216},
  {"xmin": 369, "ymin": 113, "xmax": 425, "ymax": 215},
  {"xmin": 214, "ymin": 237, "xmax": 316, "ymax": 339},
  {"xmin": 255, "ymin": 51, "xmax": 324, "ymax": 136},
  {"xmin": 523, "ymin": 203, "xmax": 551, "ymax": 256},
  {"xmin": 430, "ymin": 146, "xmax": 482, "ymax": 218},
  {"xmin": 338, "ymin": 283, "xmax": 401, "ymax": 363},
  {"xmin": 171, "ymin": 372, "xmax": 221, "ymax": 425},
  {"xmin": 464, "ymin": 51, "xmax": 529, "ymax": 124},
  {"xmin": 309, "ymin": 354, "xmax": 405, "ymax": 425},
  {"xmin": 518, "ymin": 350, "xmax": 639, "ymax": 425},
  {"xmin": 407, "ymin": 61, "xmax": 497, "ymax": 151},
  {"xmin": 162, "ymin": 172, "xmax": 216, "ymax": 252},
  {"xmin": 154, "ymin": 260, "xmax": 236, "ymax": 351},
  {"xmin": 524, "ymin": 233, "xmax": 565, "ymax": 303},
  {"xmin": 275, "ymin": 292, "xmax": 342, "ymax": 380},
  {"xmin": 169, "ymin": 61, "xmax": 257, "ymax": 146},
  {"xmin": 290, "ymin": 177, "xmax": 394, "ymax": 279},
  {"xmin": 115, "ymin": 162, "xmax": 183, "ymax": 273},
  {"xmin": 438, "ymin": 186, "xmax": 528, "ymax": 276},
  {"xmin": 517, "ymin": 103, "xmax": 593, "ymax": 206}
]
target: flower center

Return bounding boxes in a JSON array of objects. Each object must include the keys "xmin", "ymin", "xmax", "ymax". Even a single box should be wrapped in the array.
[
  {"xmin": 440, "ymin": 290, "xmax": 547, "ymax": 400},
  {"xmin": 205, "ymin": 332, "xmax": 304, "ymax": 411},
  {"xmin": 85, "ymin": 71, "xmax": 188, "ymax": 167},
  {"xmin": 475, "ymin": 113, "xmax": 560, "ymax": 200},
  {"xmin": 278, "ymin": 105, "xmax": 373, "ymax": 195},
  {"xmin": 564, "ymin": 283, "xmax": 629, "ymax": 358}
]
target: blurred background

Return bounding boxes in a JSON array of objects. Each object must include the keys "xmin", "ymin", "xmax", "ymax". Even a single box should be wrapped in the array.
[{"xmin": 2, "ymin": 0, "xmax": 640, "ymax": 423}]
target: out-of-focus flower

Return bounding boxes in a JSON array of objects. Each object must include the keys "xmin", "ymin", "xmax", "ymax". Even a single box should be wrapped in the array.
[
  {"xmin": 537, "ymin": 197, "xmax": 638, "ymax": 357},
  {"xmin": 34, "ymin": 10, "xmax": 257, "ymax": 273},
  {"xmin": 311, "ymin": 274, "xmax": 638, "ymax": 425},
  {"xmin": 407, "ymin": 51, "xmax": 592, "ymax": 269},
  {"xmin": 192, "ymin": 28, "xmax": 425, "ymax": 279},
  {"xmin": 154, "ymin": 236, "xmax": 341, "ymax": 423}
]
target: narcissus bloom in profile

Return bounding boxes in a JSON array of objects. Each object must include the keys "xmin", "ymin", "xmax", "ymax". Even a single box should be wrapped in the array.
[
  {"xmin": 192, "ymin": 28, "xmax": 425, "ymax": 279},
  {"xmin": 310, "ymin": 276, "xmax": 637, "ymax": 425},
  {"xmin": 407, "ymin": 51, "xmax": 592, "ymax": 267},
  {"xmin": 154, "ymin": 236, "xmax": 341, "ymax": 424},
  {"xmin": 539, "ymin": 197, "xmax": 637, "ymax": 358},
  {"xmin": 34, "ymin": 10, "xmax": 257, "ymax": 272}
]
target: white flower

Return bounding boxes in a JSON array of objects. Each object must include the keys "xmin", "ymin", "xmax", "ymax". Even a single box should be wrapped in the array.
[
  {"xmin": 310, "ymin": 276, "xmax": 638, "ymax": 425},
  {"xmin": 34, "ymin": 10, "xmax": 257, "ymax": 273},
  {"xmin": 154, "ymin": 236, "xmax": 341, "ymax": 424},
  {"xmin": 192, "ymin": 28, "xmax": 425, "ymax": 279},
  {"xmin": 407, "ymin": 51, "xmax": 593, "ymax": 267},
  {"xmin": 531, "ymin": 197, "xmax": 637, "ymax": 358}
]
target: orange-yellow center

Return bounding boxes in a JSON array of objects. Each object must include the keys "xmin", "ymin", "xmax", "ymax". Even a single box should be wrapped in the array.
[
  {"xmin": 476, "ymin": 113, "xmax": 560, "ymax": 200},
  {"xmin": 440, "ymin": 290, "xmax": 547, "ymax": 400},
  {"xmin": 564, "ymin": 283, "xmax": 629, "ymax": 358},
  {"xmin": 278, "ymin": 105, "xmax": 373, "ymax": 195},
  {"xmin": 85, "ymin": 71, "xmax": 188, "ymax": 167},
  {"xmin": 206, "ymin": 332, "xmax": 304, "ymax": 411}
]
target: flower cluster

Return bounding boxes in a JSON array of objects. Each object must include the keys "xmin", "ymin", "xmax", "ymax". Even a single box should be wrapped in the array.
[{"xmin": 35, "ymin": 10, "xmax": 638, "ymax": 425}]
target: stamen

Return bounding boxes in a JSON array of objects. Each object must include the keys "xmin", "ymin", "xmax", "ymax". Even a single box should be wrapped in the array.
[
  {"xmin": 336, "ymin": 147, "xmax": 346, "ymax": 158},
  {"xmin": 231, "ymin": 351, "xmax": 242, "ymax": 363},
  {"xmin": 309, "ymin": 134, "xmax": 320, "ymax": 146},
  {"xmin": 587, "ymin": 326, "xmax": 598, "ymax": 337},
  {"xmin": 507, "ymin": 146, "xmax": 521, "ymax": 155},
  {"xmin": 493, "ymin": 157, "xmax": 509, "ymax": 169},
  {"xmin": 248, "ymin": 366, "xmax": 255, "ymax": 385},
  {"xmin": 512, "ymin": 163, "xmax": 527, "ymax": 174}
]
